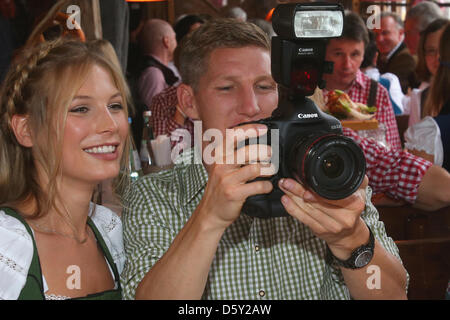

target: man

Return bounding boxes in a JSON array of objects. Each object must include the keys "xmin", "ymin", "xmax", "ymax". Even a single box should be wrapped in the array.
[
  {"xmin": 374, "ymin": 12, "xmax": 419, "ymax": 93},
  {"xmin": 404, "ymin": 1, "xmax": 443, "ymax": 56},
  {"xmin": 360, "ymin": 31, "xmax": 404, "ymax": 115},
  {"xmin": 149, "ymin": 85, "xmax": 194, "ymax": 149},
  {"xmin": 323, "ymin": 12, "xmax": 402, "ymax": 150},
  {"xmin": 137, "ymin": 19, "xmax": 179, "ymax": 109},
  {"xmin": 121, "ymin": 18, "xmax": 408, "ymax": 300}
]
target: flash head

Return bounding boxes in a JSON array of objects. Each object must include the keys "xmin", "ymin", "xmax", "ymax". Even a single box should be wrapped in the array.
[
  {"xmin": 271, "ymin": 2, "xmax": 344, "ymax": 96},
  {"xmin": 272, "ymin": 2, "xmax": 344, "ymax": 39}
]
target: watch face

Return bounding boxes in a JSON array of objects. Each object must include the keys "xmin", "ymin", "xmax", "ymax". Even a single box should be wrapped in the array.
[{"xmin": 354, "ymin": 250, "xmax": 373, "ymax": 268}]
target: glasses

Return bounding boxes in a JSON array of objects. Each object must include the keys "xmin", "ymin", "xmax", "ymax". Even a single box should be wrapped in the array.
[{"xmin": 425, "ymin": 48, "xmax": 439, "ymax": 57}]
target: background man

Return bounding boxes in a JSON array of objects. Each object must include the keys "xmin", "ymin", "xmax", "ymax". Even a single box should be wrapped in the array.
[
  {"xmin": 374, "ymin": 12, "xmax": 419, "ymax": 93},
  {"xmin": 137, "ymin": 18, "xmax": 179, "ymax": 109},
  {"xmin": 323, "ymin": 12, "xmax": 402, "ymax": 150},
  {"xmin": 404, "ymin": 1, "xmax": 443, "ymax": 56}
]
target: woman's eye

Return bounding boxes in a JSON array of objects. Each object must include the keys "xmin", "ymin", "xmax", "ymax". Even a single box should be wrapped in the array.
[
  {"xmin": 108, "ymin": 103, "xmax": 124, "ymax": 111},
  {"xmin": 70, "ymin": 106, "xmax": 89, "ymax": 113}
]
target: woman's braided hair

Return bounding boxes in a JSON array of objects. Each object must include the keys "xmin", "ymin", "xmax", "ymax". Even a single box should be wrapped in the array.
[
  {"xmin": 0, "ymin": 38, "xmax": 131, "ymax": 218},
  {"xmin": 0, "ymin": 40, "xmax": 64, "ymax": 214}
]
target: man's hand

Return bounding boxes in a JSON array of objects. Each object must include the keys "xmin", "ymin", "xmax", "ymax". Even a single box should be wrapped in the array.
[
  {"xmin": 197, "ymin": 124, "xmax": 276, "ymax": 231},
  {"xmin": 279, "ymin": 176, "xmax": 370, "ymax": 260}
]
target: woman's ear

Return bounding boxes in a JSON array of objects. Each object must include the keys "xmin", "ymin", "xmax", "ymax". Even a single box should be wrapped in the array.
[
  {"xmin": 177, "ymin": 83, "xmax": 200, "ymax": 120},
  {"xmin": 10, "ymin": 114, "xmax": 33, "ymax": 147}
]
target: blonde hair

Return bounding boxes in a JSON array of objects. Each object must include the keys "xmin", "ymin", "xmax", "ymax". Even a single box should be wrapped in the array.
[
  {"xmin": 423, "ymin": 22, "xmax": 450, "ymax": 117},
  {"xmin": 0, "ymin": 39, "xmax": 131, "ymax": 222}
]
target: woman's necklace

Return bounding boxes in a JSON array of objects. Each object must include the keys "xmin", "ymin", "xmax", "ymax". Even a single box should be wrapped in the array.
[{"xmin": 29, "ymin": 221, "xmax": 90, "ymax": 244}]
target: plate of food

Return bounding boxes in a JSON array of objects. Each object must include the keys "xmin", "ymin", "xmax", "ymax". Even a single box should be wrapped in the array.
[{"xmin": 320, "ymin": 89, "xmax": 379, "ymax": 131}]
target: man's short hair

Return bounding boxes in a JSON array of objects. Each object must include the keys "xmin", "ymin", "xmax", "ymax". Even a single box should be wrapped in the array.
[
  {"xmin": 406, "ymin": 1, "xmax": 443, "ymax": 32},
  {"xmin": 379, "ymin": 11, "xmax": 404, "ymax": 29},
  {"xmin": 340, "ymin": 11, "xmax": 369, "ymax": 47},
  {"xmin": 138, "ymin": 19, "xmax": 173, "ymax": 54},
  {"xmin": 178, "ymin": 18, "xmax": 270, "ymax": 89}
]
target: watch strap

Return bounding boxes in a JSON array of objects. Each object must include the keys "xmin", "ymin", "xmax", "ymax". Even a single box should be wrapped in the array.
[{"xmin": 328, "ymin": 223, "xmax": 375, "ymax": 269}]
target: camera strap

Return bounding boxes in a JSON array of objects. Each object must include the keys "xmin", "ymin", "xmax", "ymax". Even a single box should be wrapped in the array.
[{"xmin": 367, "ymin": 79, "xmax": 378, "ymax": 108}]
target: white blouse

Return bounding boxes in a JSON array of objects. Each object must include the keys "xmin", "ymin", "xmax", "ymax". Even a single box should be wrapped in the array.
[
  {"xmin": 404, "ymin": 116, "xmax": 444, "ymax": 166},
  {"xmin": 0, "ymin": 204, "xmax": 125, "ymax": 300}
]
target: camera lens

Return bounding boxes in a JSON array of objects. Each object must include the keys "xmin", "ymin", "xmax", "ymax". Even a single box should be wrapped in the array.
[
  {"xmin": 322, "ymin": 152, "xmax": 344, "ymax": 179},
  {"xmin": 289, "ymin": 133, "xmax": 366, "ymax": 200}
]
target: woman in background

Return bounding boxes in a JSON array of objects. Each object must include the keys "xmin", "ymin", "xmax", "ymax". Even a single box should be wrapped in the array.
[
  {"xmin": 405, "ymin": 18, "xmax": 448, "ymax": 127},
  {"xmin": 405, "ymin": 22, "xmax": 450, "ymax": 171},
  {"xmin": 0, "ymin": 39, "xmax": 130, "ymax": 299}
]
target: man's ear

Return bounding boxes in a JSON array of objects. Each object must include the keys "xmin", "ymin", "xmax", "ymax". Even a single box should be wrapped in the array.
[
  {"xmin": 177, "ymin": 83, "xmax": 200, "ymax": 120},
  {"xmin": 10, "ymin": 114, "xmax": 33, "ymax": 147},
  {"xmin": 162, "ymin": 35, "xmax": 170, "ymax": 49}
]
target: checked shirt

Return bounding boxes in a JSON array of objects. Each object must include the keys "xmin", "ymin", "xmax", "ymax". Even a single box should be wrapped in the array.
[
  {"xmin": 150, "ymin": 85, "xmax": 194, "ymax": 148},
  {"xmin": 120, "ymin": 149, "xmax": 405, "ymax": 300},
  {"xmin": 343, "ymin": 127, "xmax": 432, "ymax": 203}
]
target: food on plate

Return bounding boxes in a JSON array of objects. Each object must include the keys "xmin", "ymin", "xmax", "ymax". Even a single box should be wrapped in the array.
[{"xmin": 325, "ymin": 90, "xmax": 376, "ymax": 120}]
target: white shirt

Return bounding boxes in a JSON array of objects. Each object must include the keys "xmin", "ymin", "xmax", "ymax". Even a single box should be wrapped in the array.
[
  {"xmin": 0, "ymin": 204, "xmax": 125, "ymax": 300},
  {"xmin": 404, "ymin": 116, "xmax": 444, "ymax": 166},
  {"xmin": 387, "ymin": 38, "xmax": 404, "ymax": 61},
  {"xmin": 364, "ymin": 68, "xmax": 405, "ymax": 114},
  {"xmin": 403, "ymin": 82, "xmax": 430, "ymax": 127}
]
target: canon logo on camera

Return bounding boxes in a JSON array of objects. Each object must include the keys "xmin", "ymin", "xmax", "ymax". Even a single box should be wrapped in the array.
[{"xmin": 297, "ymin": 113, "xmax": 319, "ymax": 119}]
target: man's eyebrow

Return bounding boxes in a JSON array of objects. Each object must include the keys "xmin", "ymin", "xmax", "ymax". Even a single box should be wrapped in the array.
[
  {"xmin": 216, "ymin": 75, "xmax": 273, "ymax": 81},
  {"xmin": 255, "ymin": 75, "xmax": 276, "ymax": 82}
]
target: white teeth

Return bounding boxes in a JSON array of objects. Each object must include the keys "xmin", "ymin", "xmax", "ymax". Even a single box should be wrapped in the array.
[{"xmin": 84, "ymin": 145, "xmax": 116, "ymax": 154}]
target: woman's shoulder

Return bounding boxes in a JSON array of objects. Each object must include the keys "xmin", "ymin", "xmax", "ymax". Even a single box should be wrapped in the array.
[
  {"xmin": 90, "ymin": 204, "xmax": 122, "ymax": 234},
  {"xmin": 0, "ymin": 208, "xmax": 34, "ymax": 253},
  {"xmin": 89, "ymin": 204, "xmax": 125, "ymax": 273},
  {"xmin": 0, "ymin": 208, "xmax": 34, "ymax": 300}
]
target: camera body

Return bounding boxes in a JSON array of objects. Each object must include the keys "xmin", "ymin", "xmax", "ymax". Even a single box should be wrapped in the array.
[
  {"xmin": 242, "ymin": 3, "xmax": 366, "ymax": 219},
  {"xmin": 242, "ymin": 96, "xmax": 366, "ymax": 219}
]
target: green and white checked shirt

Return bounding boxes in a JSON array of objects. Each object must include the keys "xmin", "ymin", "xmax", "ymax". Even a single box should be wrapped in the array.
[{"xmin": 120, "ymin": 149, "xmax": 405, "ymax": 300}]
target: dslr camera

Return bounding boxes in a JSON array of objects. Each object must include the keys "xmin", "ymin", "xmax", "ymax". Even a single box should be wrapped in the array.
[{"xmin": 242, "ymin": 2, "xmax": 366, "ymax": 219}]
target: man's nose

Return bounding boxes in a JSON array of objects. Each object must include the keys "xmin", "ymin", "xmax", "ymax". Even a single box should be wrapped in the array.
[
  {"xmin": 238, "ymin": 88, "xmax": 261, "ymax": 118},
  {"xmin": 375, "ymin": 32, "xmax": 384, "ymax": 44},
  {"xmin": 343, "ymin": 55, "xmax": 353, "ymax": 68}
]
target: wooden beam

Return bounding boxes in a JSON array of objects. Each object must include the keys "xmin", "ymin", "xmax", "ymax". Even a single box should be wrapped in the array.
[
  {"xmin": 70, "ymin": 0, "xmax": 103, "ymax": 40},
  {"xmin": 353, "ymin": 0, "xmax": 360, "ymax": 13},
  {"xmin": 167, "ymin": 0, "xmax": 175, "ymax": 24}
]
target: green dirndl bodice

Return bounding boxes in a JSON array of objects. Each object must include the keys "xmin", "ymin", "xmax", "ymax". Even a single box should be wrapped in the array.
[{"xmin": 1, "ymin": 207, "xmax": 122, "ymax": 300}]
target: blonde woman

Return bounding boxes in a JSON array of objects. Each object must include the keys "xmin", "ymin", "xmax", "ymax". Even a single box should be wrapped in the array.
[{"xmin": 0, "ymin": 39, "xmax": 131, "ymax": 299}]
